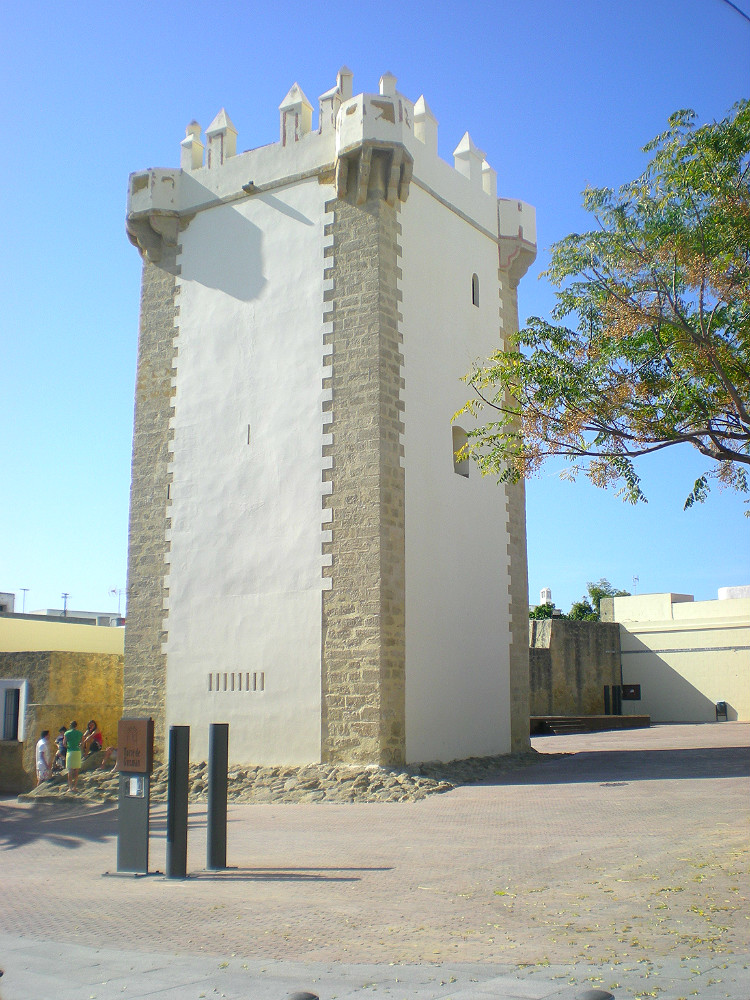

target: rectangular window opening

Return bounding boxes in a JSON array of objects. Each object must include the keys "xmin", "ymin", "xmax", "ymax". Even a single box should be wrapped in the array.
[
  {"xmin": 3, "ymin": 688, "xmax": 20, "ymax": 741},
  {"xmin": 452, "ymin": 426, "xmax": 470, "ymax": 478}
]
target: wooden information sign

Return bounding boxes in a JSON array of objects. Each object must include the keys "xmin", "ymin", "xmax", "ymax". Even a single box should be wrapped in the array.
[{"xmin": 117, "ymin": 717, "xmax": 154, "ymax": 774}]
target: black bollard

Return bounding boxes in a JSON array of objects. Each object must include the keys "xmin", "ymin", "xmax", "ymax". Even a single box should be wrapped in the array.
[
  {"xmin": 207, "ymin": 723, "xmax": 229, "ymax": 870},
  {"xmin": 166, "ymin": 725, "xmax": 190, "ymax": 878}
]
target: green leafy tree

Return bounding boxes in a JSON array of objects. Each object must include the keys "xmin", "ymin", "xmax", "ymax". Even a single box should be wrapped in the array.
[
  {"xmin": 528, "ymin": 602, "xmax": 564, "ymax": 620},
  {"xmin": 458, "ymin": 101, "xmax": 750, "ymax": 508},
  {"xmin": 584, "ymin": 578, "xmax": 631, "ymax": 618},
  {"xmin": 568, "ymin": 597, "xmax": 597, "ymax": 621}
]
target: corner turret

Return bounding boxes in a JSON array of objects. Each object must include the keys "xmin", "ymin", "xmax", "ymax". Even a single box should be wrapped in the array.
[
  {"xmin": 498, "ymin": 199, "xmax": 537, "ymax": 286},
  {"xmin": 334, "ymin": 72, "xmax": 414, "ymax": 204}
]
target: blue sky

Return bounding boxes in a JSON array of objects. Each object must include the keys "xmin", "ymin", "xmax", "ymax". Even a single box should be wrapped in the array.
[{"xmin": 1, "ymin": 0, "xmax": 748, "ymax": 615}]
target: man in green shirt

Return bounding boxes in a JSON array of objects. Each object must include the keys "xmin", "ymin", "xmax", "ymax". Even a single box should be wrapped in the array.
[{"xmin": 63, "ymin": 721, "xmax": 83, "ymax": 791}]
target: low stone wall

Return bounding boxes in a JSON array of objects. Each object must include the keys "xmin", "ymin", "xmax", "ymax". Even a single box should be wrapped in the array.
[
  {"xmin": 22, "ymin": 750, "xmax": 543, "ymax": 805},
  {"xmin": 529, "ymin": 619, "xmax": 621, "ymax": 717}
]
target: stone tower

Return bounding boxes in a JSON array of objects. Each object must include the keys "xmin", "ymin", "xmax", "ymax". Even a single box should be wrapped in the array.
[{"xmin": 124, "ymin": 68, "xmax": 536, "ymax": 765}]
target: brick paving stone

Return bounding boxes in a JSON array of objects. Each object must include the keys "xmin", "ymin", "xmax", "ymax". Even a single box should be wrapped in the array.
[{"xmin": 0, "ymin": 723, "xmax": 748, "ymax": 1000}]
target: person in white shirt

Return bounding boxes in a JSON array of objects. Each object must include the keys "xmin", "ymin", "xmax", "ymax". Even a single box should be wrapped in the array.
[{"xmin": 35, "ymin": 730, "xmax": 53, "ymax": 785}]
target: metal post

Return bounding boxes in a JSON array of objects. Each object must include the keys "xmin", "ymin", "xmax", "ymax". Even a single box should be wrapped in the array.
[
  {"xmin": 207, "ymin": 723, "xmax": 229, "ymax": 870},
  {"xmin": 613, "ymin": 684, "xmax": 622, "ymax": 716},
  {"xmin": 117, "ymin": 773, "xmax": 150, "ymax": 873},
  {"xmin": 166, "ymin": 725, "xmax": 190, "ymax": 878}
]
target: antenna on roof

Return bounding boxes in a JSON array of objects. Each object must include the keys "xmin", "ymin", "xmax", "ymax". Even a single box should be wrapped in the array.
[{"xmin": 109, "ymin": 587, "xmax": 124, "ymax": 616}]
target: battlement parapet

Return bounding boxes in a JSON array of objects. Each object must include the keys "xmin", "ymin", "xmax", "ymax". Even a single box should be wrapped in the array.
[{"xmin": 126, "ymin": 67, "xmax": 536, "ymax": 265}]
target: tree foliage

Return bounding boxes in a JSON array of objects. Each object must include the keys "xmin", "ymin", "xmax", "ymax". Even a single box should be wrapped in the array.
[
  {"xmin": 585, "ymin": 578, "xmax": 630, "ymax": 617},
  {"xmin": 528, "ymin": 602, "xmax": 560, "ymax": 619},
  {"xmin": 458, "ymin": 101, "xmax": 750, "ymax": 507},
  {"xmin": 568, "ymin": 598, "xmax": 597, "ymax": 621},
  {"xmin": 530, "ymin": 578, "xmax": 630, "ymax": 620}
]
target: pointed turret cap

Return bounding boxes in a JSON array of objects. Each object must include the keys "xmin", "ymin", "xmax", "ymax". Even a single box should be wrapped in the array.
[
  {"xmin": 414, "ymin": 95, "xmax": 438, "ymax": 152},
  {"xmin": 279, "ymin": 82, "xmax": 313, "ymax": 111},
  {"xmin": 206, "ymin": 108, "xmax": 237, "ymax": 136},
  {"xmin": 206, "ymin": 108, "xmax": 237, "ymax": 167},
  {"xmin": 414, "ymin": 95, "xmax": 438, "ymax": 123},
  {"xmin": 279, "ymin": 84, "xmax": 313, "ymax": 144},
  {"xmin": 337, "ymin": 65, "xmax": 353, "ymax": 99},
  {"xmin": 453, "ymin": 131, "xmax": 485, "ymax": 161}
]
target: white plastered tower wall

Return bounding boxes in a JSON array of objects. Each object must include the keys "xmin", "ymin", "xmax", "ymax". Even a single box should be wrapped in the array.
[
  {"xmin": 399, "ymin": 120, "xmax": 535, "ymax": 761},
  {"xmin": 124, "ymin": 68, "xmax": 536, "ymax": 765}
]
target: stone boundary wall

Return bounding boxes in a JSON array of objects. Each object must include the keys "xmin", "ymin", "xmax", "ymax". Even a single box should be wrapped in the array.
[
  {"xmin": 529, "ymin": 619, "xmax": 621, "ymax": 717},
  {"xmin": 123, "ymin": 248, "xmax": 179, "ymax": 752},
  {"xmin": 321, "ymin": 193, "xmax": 406, "ymax": 765}
]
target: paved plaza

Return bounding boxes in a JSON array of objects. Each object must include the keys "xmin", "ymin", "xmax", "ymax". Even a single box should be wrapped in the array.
[{"xmin": 1, "ymin": 723, "xmax": 748, "ymax": 1000}]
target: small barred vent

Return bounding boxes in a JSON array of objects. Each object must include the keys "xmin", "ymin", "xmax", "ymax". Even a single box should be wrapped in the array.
[{"xmin": 207, "ymin": 671, "xmax": 265, "ymax": 692}]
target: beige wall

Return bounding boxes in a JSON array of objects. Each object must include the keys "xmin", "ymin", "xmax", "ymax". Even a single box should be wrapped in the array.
[
  {"xmin": 0, "ymin": 617, "xmax": 124, "ymax": 654},
  {"xmin": 610, "ymin": 594, "xmax": 750, "ymax": 723}
]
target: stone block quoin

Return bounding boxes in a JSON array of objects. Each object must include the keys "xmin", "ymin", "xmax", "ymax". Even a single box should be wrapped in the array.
[
  {"xmin": 321, "ymin": 189, "xmax": 406, "ymax": 766},
  {"xmin": 123, "ymin": 249, "xmax": 179, "ymax": 753}
]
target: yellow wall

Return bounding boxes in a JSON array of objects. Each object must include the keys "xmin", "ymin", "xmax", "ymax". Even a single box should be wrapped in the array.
[
  {"xmin": 613, "ymin": 594, "xmax": 749, "ymax": 723},
  {"xmin": 0, "ymin": 616, "xmax": 124, "ymax": 654},
  {"xmin": 1, "ymin": 649, "xmax": 123, "ymax": 791}
]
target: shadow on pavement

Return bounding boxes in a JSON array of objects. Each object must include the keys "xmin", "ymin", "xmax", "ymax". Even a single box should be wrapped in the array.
[
  {"xmin": 0, "ymin": 800, "xmax": 118, "ymax": 850},
  {"xmin": 186, "ymin": 865, "xmax": 392, "ymax": 883},
  {"xmin": 482, "ymin": 745, "xmax": 750, "ymax": 786}
]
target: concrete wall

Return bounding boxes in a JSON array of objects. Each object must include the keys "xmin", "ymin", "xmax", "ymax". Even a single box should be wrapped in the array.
[
  {"xmin": 529, "ymin": 619, "xmax": 621, "ymax": 716},
  {"xmin": 0, "ymin": 650, "xmax": 123, "ymax": 790},
  {"xmin": 0, "ymin": 616, "xmax": 124, "ymax": 654},
  {"xmin": 608, "ymin": 593, "xmax": 750, "ymax": 723}
]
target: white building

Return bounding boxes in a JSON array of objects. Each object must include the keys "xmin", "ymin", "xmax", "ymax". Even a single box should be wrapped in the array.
[
  {"xmin": 125, "ymin": 68, "xmax": 536, "ymax": 765},
  {"xmin": 603, "ymin": 590, "xmax": 750, "ymax": 723}
]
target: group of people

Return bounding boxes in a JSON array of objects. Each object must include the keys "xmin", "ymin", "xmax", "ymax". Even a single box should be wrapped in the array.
[{"xmin": 35, "ymin": 720, "xmax": 104, "ymax": 791}]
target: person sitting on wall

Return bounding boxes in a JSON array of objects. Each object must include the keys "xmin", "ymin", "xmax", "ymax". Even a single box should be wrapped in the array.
[
  {"xmin": 82, "ymin": 720, "xmax": 103, "ymax": 757},
  {"xmin": 63, "ymin": 720, "xmax": 83, "ymax": 792},
  {"xmin": 53, "ymin": 727, "xmax": 66, "ymax": 772},
  {"xmin": 99, "ymin": 746, "xmax": 118, "ymax": 772},
  {"xmin": 35, "ymin": 730, "xmax": 53, "ymax": 785}
]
